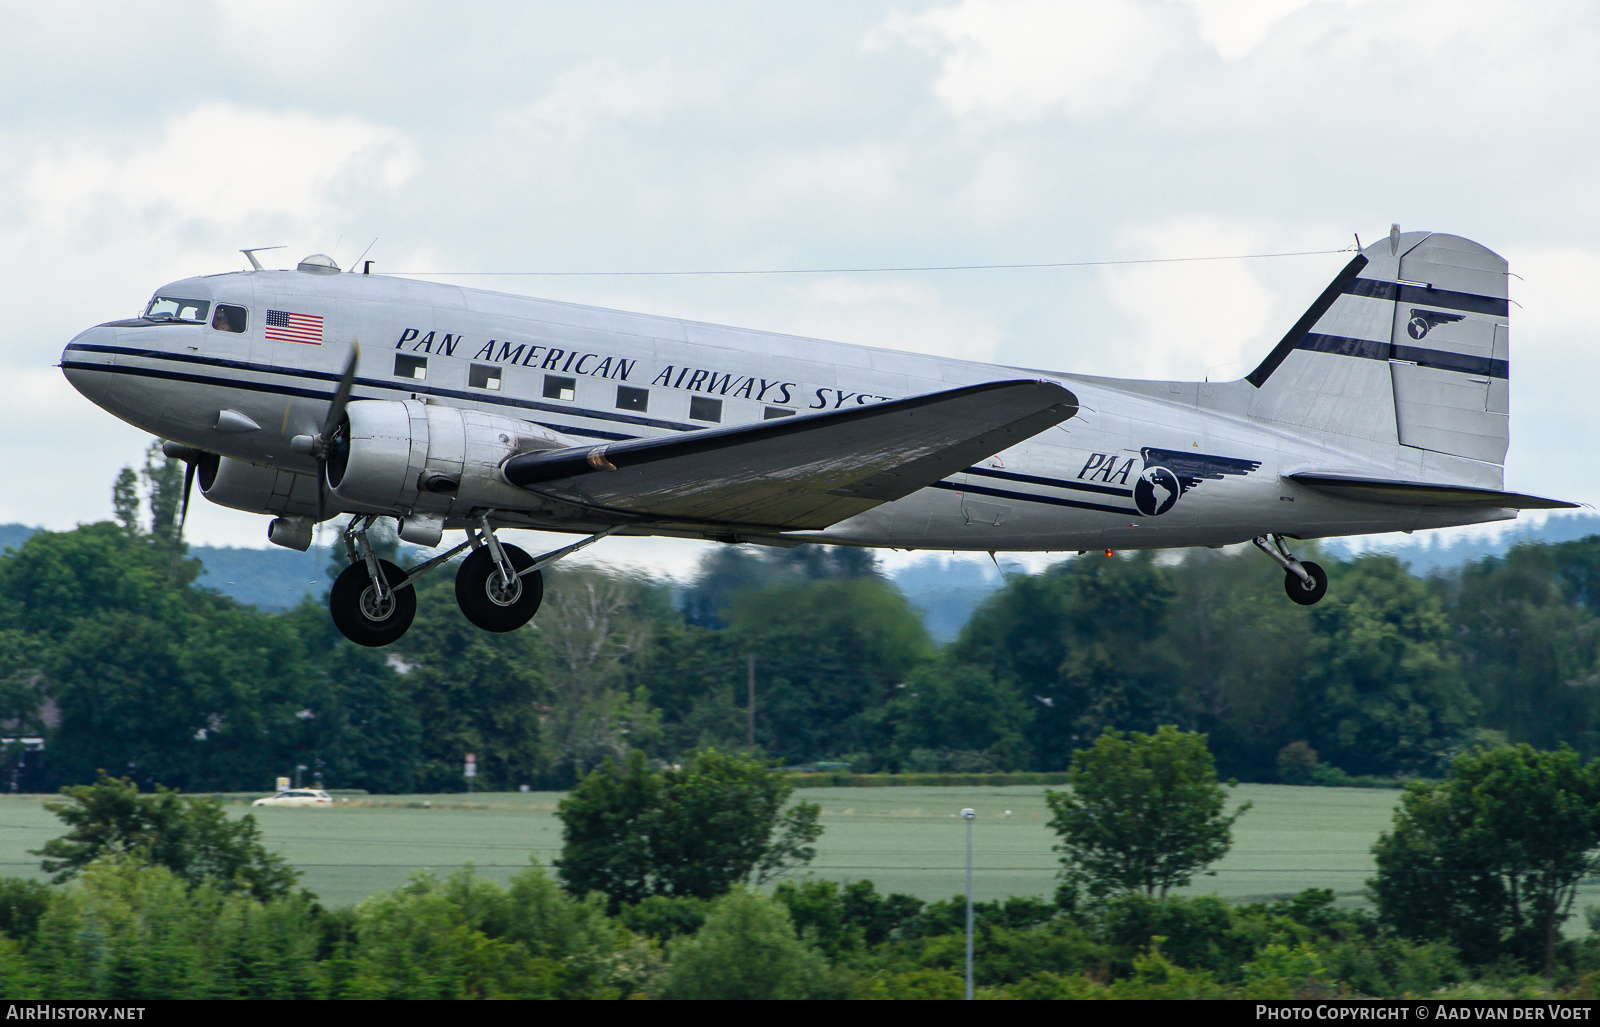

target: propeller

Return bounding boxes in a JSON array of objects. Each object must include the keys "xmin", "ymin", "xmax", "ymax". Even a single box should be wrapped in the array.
[
  {"xmin": 160, "ymin": 441, "xmax": 203, "ymax": 582},
  {"xmin": 290, "ymin": 339, "xmax": 361, "ymax": 523}
]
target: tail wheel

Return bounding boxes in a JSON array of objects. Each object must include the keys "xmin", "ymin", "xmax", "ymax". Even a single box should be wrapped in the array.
[
  {"xmin": 455, "ymin": 544, "xmax": 544, "ymax": 632},
  {"xmin": 330, "ymin": 558, "xmax": 416, "ymax": 646},
  {"xmin": 1284, "ymin": 560, "xmax": 1328, "ymax": 606}
]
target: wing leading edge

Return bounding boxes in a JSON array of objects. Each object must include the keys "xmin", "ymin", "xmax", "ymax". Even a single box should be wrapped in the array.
[
  {"xmin": 1287, "ymin": 472, "xmax": 1577, "ymax": 510},
  {"xmin": 503, "ymin": 379, "xmax": 1079, "ymax": 531}
]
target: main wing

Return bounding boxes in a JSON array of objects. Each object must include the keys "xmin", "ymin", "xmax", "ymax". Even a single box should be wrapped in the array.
[{"xmin": 504, "ymin": 379, "xmax": 1078, "ymax": 531}]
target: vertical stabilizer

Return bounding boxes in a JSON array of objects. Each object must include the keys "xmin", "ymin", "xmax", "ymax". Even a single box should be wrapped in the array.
[{"xmin": 1244, "ymin": 232, "xmax": 1509, "ymax": 480}]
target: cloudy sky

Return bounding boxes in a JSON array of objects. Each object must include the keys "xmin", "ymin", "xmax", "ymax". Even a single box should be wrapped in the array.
[{"xmin": 4, "ymin": 0, "xmax": 1597, "ymax": 574}]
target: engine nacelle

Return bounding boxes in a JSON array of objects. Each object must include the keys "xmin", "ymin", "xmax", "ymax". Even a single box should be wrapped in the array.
[
  {"xmin": 199, "ymin": 455, "xmax": 320, "ymax": 518},
  {"xmin": 326, "ymin": 400, "xmax": 569, "ymax": 535}
]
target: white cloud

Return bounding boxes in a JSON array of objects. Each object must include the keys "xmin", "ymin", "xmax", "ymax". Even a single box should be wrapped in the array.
[
  {"xmin": 1089, "ymin": 217, "xmax": 1286, "ymax": 379},
  {"xmin": 19, "ymin": 103, "xmax": 416, "ymax": 234},
  {"xmin": 518, "ymin": 62, "xmax": 700, "ymax": 137},
  {"xmin": 779, "ymin": 277, "xmax": 1005, "ymax": 362},
  {"xmin": 874, "ymin": 0, "xmax": 1187, "ymax": 121},
  {"xmin": 1171, "ymin": 0, "xmax": 1325, "ymax": 60},
  {"xmin": 1498, "ymin": 245, "xmax": 1600, "ymax": 503}
]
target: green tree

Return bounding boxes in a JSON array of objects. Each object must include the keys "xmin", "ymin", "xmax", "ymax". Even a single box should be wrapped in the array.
[
  {"xmin": 948, "ymin": 556, "xmax": 1198, "ymax": 770},
  {"xmin": 389, "ymin": 574, "xmax": 548, "ymax": 791},
  {"xmin": 659, "ymin": 888, "xmax": 830, "ymax": 999},
  {"xmin": 1300, "ymin": 556, "xmax": 1474, "ymax": 775},
  {"xmin": 535, "ymin": 567, "xmax": 660, "ymax": 784},
  {"xmin": 32, "ymin": 774, "xmax": 299, "ymax": 902},
  {"xmin": 1444, "ymin": 540, "xmax": 1600, "ymax": 759},
  {"xmin": 1045, "ymin": 726, "xmax": 1250, "ymax": 898},
  {"xmin": 555, "ymin": 749, "xmax": 821, "ymax": 908},
  {"xmin": 140, "ymin": 442, "xmax": 185, "ymax": 546},
  {"xmin": 867, "ymin": 661, "xmax": 1032, "ymax": 771},
  {"xmin": 111, "ymin": 467, "xmax": 140, "ymax": 535},
  {"xmin": 1369, "ymin": 743, "xmax": 1600, "ymax": 974},
  {"xmin": 727, "ymin": 577, "xmax": 931, "ymax": 764}
]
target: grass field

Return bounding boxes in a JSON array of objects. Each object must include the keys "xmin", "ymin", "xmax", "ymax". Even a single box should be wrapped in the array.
[
  {"xmin": 2, "ymin": 782, "xmax": 1596, "ymax": 925},
  {"xmin": 0, "ymin": 783, "xmax": 1407, "ymax": 909}
]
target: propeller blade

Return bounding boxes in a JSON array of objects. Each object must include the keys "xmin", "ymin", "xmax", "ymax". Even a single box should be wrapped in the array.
[
  {"xmin": 315, "ymin": 339, "xmax": 359, "ymax": 525},
  {"xmin": 178, "ymin": 458, "xmax": 196, "ymax": 538},
  {"xmin": 167, "ymin": 457, "xmax": 197, "ymax": 583},
  {"xmin": 319, "ymin": 338, "xmax": 361, "ymax": 442}
]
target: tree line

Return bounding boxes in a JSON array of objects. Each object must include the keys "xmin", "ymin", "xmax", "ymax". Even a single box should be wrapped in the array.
[{"xmin": 3, "ymin": 448, "xmax": 1600, "ymax": 791}]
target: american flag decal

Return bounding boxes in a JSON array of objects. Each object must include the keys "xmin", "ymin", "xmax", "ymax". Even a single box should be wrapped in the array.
[{"xmin": 265, "ymin": 309, "xmax": 324, "ymax": 345}]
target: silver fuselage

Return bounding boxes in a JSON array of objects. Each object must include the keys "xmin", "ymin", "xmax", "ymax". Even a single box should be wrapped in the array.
[{"xmin": 60, "ymin": 268, "xmax": 1511, "ymax": 551}]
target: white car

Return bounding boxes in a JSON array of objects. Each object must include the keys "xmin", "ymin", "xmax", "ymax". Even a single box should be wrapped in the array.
[{"xmin": 252, "ymin": 789, "xmax": 333, "ymax": 807}]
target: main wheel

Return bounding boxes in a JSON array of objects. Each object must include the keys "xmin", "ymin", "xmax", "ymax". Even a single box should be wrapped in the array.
[
  {"xmin": 1284, "ymin": 560, "xmax": 1328, "ymax": 606},
  {"xmin": 455, "ymin": 544, "xmax": 544, "ymax": 632},
  {"xmin": 330, "ymin": 558, "xmax": 416, "ymax": 646}
]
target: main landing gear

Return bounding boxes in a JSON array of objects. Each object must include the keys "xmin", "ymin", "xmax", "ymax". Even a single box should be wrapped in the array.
[
  {"xmin": 1252, "ymin": 534, "xmax": 1328, "ymax": 606},
  {"xmin": 327, "ymin": 516, "xmax": 618, "ymax": 647}
]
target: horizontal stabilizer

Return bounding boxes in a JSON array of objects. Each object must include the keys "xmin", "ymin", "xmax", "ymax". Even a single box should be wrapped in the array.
[
  {"xmin": 1287, "ymin": 472, "xmax": 1576, "ymax": 510},
  {"xmin": 504, "ymin": 380, "xmax": 1079, "ymax": 530}
]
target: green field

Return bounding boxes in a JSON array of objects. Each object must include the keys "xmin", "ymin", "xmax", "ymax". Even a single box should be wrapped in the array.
[
  {"xmin": 0, "ymin": 783, "xmax": 1594, "ymax": 923},
  {"xmin": 0, "ymin": 783, "xmax": 1400, "ymax": 909}
]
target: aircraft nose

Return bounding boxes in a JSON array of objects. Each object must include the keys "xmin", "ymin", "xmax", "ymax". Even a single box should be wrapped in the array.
[{"xmin": 60, "ymin": 324, "xmax": 115, "ymax": 403}]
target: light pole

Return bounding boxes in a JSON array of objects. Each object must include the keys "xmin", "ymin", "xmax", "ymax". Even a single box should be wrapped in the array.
[{"xmin": 961, "ymin": 807, "xmax": 975, "ymax": 1000}]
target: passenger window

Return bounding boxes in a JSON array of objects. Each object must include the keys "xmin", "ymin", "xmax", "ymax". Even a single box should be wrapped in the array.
[
  {"xmin": 689, "ymin": 397, "xmax": 722, "ymax": 423},
  {"xmin": 544, "ymin": 375, "xmax": 576, "ymax": 401},
  {"xmin": 468, "ymin": 364, "xmax": 502, "ymax": 390},
  {"xmin": 764, "ymin": 406, "xmax": 796, "ymax": 419},
  {"xmin": 211, "ymin": 304, "xmax": 248, "ymax": 333},
  {"xmin": 394, "ymin": 354, "xmax": 427, "ymax": 381},
  {"xmin": 616, "ymin": 386, "xmax": 649, "ymax": 412}
]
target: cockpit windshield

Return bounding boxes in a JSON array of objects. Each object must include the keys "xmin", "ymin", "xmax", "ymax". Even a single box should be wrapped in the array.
[{"xmin": 144, "ymin": 296, "xmax": 211, "ymax": 323}]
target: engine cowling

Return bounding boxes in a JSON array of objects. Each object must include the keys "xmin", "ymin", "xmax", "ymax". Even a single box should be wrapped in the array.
[
  {"xmin": 325, "ymin": 399, "xmax": 570, "ymax": 533},
  {"xmin": 199, "ymin": 455, "xmax": 320, "ymax": 518}
]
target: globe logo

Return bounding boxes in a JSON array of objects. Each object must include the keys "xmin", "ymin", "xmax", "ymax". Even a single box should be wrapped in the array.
[
  {"xmin": 1408, "ymin": 316, "xmax": 1430, "ymax": 340},
  {"xmin": 1134, "ymin": 466, "xmax": 1180, "ymax": 516}
]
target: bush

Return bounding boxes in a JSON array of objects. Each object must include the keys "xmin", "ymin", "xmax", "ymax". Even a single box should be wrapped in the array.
[
  {"xmin": 660, "ymin": 889, "xmax": 831, "ymax": 999},
  {"xmin": 1277, "ymin": 742, "xmax": 1321, "ymax": 785},
  {"xmin": 851, "ymin": 967, "xmax": 964, "ymax": 999}
]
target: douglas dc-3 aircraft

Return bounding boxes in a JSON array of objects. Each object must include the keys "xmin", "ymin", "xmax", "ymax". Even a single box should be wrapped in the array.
[{"xmin": 60, "ymin": 228, "xmax": 1573, "ymax": 646}]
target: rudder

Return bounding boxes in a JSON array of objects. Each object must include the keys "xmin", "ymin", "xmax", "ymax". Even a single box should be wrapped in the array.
[{"xmin": 1245, "ymin": 229, "xmax": 1509, "ymax": 477}]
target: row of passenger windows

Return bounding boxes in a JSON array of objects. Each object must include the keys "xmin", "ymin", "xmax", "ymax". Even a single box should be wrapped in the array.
[{"xmin": 392, "ymin": 354, "xmax": 797, "ymax": 423}]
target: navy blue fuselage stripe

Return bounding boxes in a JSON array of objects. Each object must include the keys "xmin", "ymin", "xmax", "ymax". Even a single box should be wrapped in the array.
[
  {"xmin": 933, "ymin": 481, "xmax": 1135, "ymax": 516},
  {"xmin": 62, "ymin": 343, "xmax": 701, "ymax": 434},
  {"xmin": 59, "ymin": 359, "xmax": 638, "ymax": 442},
  {"xmin": 960, "ymin": 465, "xmax": 1133, "ymax": 498},
  {"xmin": 1295, "ymin": 334, "xmax": 1508, "ymax": 379},
  {"xmin": 1344, "ymin": 278, "xmax": 1509, "ymax": 317}
]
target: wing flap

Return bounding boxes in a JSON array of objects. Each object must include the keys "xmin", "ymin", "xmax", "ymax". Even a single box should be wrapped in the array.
[
  {"xmin": 504, "ymin": 379, "xmax": 1078, "ymax": 530},
  {"xmin": 1287, "ymin": 471, "xmax": 1576, "ymax": 510}
]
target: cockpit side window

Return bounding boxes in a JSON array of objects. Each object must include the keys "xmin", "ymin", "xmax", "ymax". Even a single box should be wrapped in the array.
[
  {"xmin": 144, "ymin": 296, "xmax": 211, "ymax": 323},
  {"xmin": 211, "ymin": 304, "xmax": 248, "ymax": 333}
]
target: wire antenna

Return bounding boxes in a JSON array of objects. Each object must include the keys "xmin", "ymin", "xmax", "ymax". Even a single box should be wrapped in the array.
[{"xmin": 387, "ymin": 247, "xmax": 1357, "ymax": 278}]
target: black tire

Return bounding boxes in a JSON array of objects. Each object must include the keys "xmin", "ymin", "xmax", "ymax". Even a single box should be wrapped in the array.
[
  {"xmin": 330, "ymin": 558, "xmax": 416, "ymax": 646},
  {"xmin": 1284, "ymin": 560, "xmax": 1328, "ymax": 606},
  {"xmin": 455, "ymin": 544, "xmax": 544, "ymax": 632}
]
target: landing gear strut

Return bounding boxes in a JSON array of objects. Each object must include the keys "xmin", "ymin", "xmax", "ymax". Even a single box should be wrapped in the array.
[
  {"xmin": 325, "ymin": 515, "xmax": 622, "ymax": 646},
  {"xmin": 329, "ymin": 517, "xmax": 417, "ymax": 646},
  {"xmin": 452, "ymin": 518, "xmax": 618, "ymax": 632},
  {"xmin": 455, "ymin": 532, "xmax": 544, "ymax": 633},
  {"xmin": 1253, "ymin": 534, "xmax": 1328, "ymax": 606}
]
